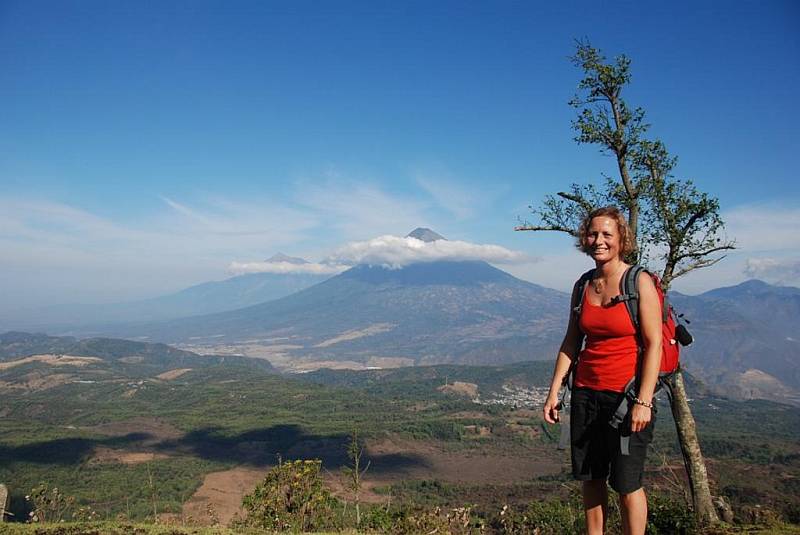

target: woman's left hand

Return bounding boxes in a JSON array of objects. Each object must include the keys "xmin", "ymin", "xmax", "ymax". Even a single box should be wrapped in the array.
[{"xmin": 630, "ymin": 403, "xmax": 652, "ymax": 433}]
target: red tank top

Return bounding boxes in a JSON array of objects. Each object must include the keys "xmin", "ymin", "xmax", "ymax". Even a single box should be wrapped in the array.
[{"xmin": 573, "ymin": 287, "xmax": 639, "ymax": 392}]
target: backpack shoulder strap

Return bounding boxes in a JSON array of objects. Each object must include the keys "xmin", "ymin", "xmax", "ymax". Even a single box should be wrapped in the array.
[
  {"xmin": 571, "ymin": 268, "xmax": 595, "ymax": 318},
  {"xmin": 561, "ymin": 269, "xmax": 594, "ymax": 391},
  {"xmin": 619, "ymin": 264, "xmax": 646, "ymax": 333}
]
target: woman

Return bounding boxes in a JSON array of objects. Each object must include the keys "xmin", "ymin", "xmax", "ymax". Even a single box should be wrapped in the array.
[{"xmin": 542, "ymin": 207, "xmax": 662, "ymax": 535}]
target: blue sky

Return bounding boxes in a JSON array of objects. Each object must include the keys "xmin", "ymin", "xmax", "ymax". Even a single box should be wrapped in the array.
[{"xmin": 1, "ymin": 0, "xmax": 798, "ymax": 309}]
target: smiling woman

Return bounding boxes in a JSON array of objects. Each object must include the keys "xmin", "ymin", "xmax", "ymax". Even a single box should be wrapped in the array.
[{"xmin": 543, "ymin": 206, "xmax": 662, "ymax": 535}]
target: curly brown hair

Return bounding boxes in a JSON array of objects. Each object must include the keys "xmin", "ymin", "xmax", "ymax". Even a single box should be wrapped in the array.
[{"xmin": 576, "ymin": 206, "xmax": 636, "ymax": 258}]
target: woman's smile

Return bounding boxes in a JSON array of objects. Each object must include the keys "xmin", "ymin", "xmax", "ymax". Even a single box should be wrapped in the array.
[{"xmin": 586, "ymin": 216, "xmax": 621, "ymax": 261}]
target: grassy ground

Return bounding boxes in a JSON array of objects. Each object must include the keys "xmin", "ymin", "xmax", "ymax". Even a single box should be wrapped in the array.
[
  {"xmin": 0, "ymin": 522, "xmax": 798, "ymax": 535},
  {"xmin": 0, "ymin": 523, "xmax": 361, "ymax": 535},
  {"xmin": 0, "ymin": 522, "xmax": 232, "ymax": 535}
]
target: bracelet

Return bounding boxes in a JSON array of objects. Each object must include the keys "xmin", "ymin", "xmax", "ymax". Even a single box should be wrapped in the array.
[{"xmin": 632, "ymin": 396, "xmax": 654, "ymax": 409}]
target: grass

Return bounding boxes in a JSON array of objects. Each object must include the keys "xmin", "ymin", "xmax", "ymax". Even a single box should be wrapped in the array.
[
  {"xmin": 0, "ymin": 522, "xmax": 361, "ymax": 534},
  {"xmin": 1, "ymin": 521, "xmax": 799, "ymax": 535}
]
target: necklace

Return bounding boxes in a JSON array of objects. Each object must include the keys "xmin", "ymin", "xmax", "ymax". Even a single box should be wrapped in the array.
[
  {"xmin": 592, "ymin": 263, "xmax": 626, "ymax": 295},
  {"xmin": 592, "ymin": 278, "xmax": 605, "ymax": 294}
]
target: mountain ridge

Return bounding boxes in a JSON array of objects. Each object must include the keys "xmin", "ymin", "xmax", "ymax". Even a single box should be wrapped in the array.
[{"xmin": 0, "ymin": 266, "xmax": 331, "ymax": 331}]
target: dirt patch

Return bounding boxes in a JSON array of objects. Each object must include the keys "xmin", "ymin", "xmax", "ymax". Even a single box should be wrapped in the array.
[
  {"xmin": 90, "ymin": 447, "xmax": 170, "ymax": 464},
  {"xmin": 364, "ymin": 436, "xmax": 559, "ymax": 487},
  {"xmin": 182, "ymin": 467, "xmax": 267, "ymax": 526},
  {"xmin": 156, "ymin": 368, "xmax": 193, "ymax": 380},
  {"xmin": 0, "ymin": 372, "xmax": 74, "ymax": 392},
  {"xmin": 83, "ymin": 418, "xmax": 184, "ymax": 465},
  {"xmin": 290, "ymin": 360, "xmax": 370, "ymax": 372},
  {"xmin": 734, "ymin": 369, "xmax": 799, "ymax": 403},
  {"xmin": 324, "ymin": 471, "xmax": 389, "ymax": 505},
  {"xmin": 175, "ymin": 342, "xmax": 303, "ymax": 367},
  {"xmin": 119, "ymin": 356, "xmax": 145, "ymax": 364},
  {"xmin": 0, "ymin": 354, "xmax": 102, "ymax": 371},
  {"xmin": 178, "ymin": 435, "xmax": 562, "ymax": 525},
  {"xmin": 438, "ymin": 381, "xmax": 479, "ymax": 398},
  {"xmin": 365, "ymin": 356, "xmax": 415, "ymax": 368},
  {"xmin": 316, "ymin": 435, "xmax": 563, "ymax": 505},
  {"xmin": 464, "ymin": 425, "xmax": 492, "ymax": 437},
  {"xmin": 84, "ymin": 416, "xmax": 184, "ymax": 444},
  {"xmin": 248, "ymin": 344, "xmax": 304, "ymax": 353},
  {"xmin": 314, "ymin": 323, "xmax": 396, "ymax": 348}
]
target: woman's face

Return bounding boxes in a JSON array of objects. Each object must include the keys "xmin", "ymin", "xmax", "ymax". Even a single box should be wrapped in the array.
[{"xmin": 585, "ymin": 216, "xmax": 622, "ymax": 262}]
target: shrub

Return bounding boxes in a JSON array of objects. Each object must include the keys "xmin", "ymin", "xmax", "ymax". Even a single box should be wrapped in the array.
[
  {"xmin": 496, "ymin": 499, "xmax": 585, "ymax": 534},
  {"xmin": 240, "ymin": 459, "xmax": 340, "ymax": 532},
  {"xmin": 25, "ymin": 484, "xmax": 75, "ymax": 523},
  {"xmin": 647, "ymin": 492, "xmax": 697, "ymax": 535},
  {"xmin": 361, "ymin": 504, "xmax": 484, "ymax": 534}
]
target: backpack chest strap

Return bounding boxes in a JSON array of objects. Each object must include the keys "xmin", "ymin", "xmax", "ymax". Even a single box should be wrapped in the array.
[{"xmin": 609, "ymin": 292, "xmax": 638, "ymax": 305}]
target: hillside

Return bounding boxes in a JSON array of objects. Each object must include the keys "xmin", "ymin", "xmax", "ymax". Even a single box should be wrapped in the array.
[
  {"xmin": 672, "ymin": 280, "xmax": 800, "ymax": 403},
  {"xmin": 80, "ymin": 270, "xmax": 800, "ymax": 405},
  {"xmin": 92, "ymin": 260, "xmax": 569, "ymax": 369},
  {"xmin": 1, "ymin": 346, "xmax": 799, "ymax": 529},
  {"xmin": 0, "ymin": 331, "xmax": 275, "ymax": 380}
]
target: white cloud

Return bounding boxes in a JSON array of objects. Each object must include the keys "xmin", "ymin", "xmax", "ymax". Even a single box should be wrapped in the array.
[
  {"xmin": 228, "ymin": 260, "xmax": 347, "ymax": 275},
  {"xmin": 326, "ymin": 234, "xmax": 529, "ymax": 268},
  {"xmin": 743, "ymin": 257, "xmax": 800, "ymax": 283}
]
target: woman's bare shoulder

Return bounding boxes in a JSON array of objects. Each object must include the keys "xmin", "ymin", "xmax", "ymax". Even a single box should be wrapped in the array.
[{"xmin": 636, "ymin": 270, "xmax": 658, "ymax": 297}]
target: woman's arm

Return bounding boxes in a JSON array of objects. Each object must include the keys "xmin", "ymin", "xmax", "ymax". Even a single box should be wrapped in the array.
[
  {"xmin": 543, "ymin": 297, "xmax": 583, "ymax": 424},
  {"xmin": 630, "ymin": 272, "xmax": 662, "ymax": 432}
]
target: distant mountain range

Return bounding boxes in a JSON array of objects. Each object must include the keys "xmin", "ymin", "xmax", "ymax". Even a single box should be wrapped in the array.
[
  {"xmin": 0, "ymin": 253, "xmax": 332, "ymax": 330},
  {"xmin": 117, "ymin": 263, "xmax": 799, "ymax": 404},
  {"xmin": 671, "ymin": 280, "xmax": 800, "ymax": 403},
  {"xmin": 96, "ymin": 259, "xmax": 568, "ymax": 367},
  {"xmin": 2, "ymin": 228, "xmax": 798, "ymax": 405}
]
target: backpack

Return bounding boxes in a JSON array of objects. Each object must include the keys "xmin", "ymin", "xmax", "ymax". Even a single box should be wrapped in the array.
[{"xmin": 562, "ymin": 265, "xmax": 693, "ymax": 454}]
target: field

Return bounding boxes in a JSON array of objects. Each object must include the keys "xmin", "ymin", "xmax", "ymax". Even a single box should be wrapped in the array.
[{"xmin": 1, "ymin": 351, "xmax": 799, "ymax": 531}]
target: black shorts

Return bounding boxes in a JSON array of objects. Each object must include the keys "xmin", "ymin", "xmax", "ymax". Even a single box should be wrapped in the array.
[{"xmin": 570, "ymin": 387, "xmax": 654, "ymax": 494}]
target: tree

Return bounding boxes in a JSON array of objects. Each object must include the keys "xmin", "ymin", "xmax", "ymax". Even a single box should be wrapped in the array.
[
  {"xmin": 341, "ymin": 428, "xmax": 370, "ymax": 527},
  {"xmin": 517, "ymin": 41, "xmax": 734, "ymax": 524}
]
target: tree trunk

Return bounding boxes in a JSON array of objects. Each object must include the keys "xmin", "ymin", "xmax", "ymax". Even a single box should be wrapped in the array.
[{"xmin": 669, "ymin": 371, "xmax": 719, "ymax": 524}]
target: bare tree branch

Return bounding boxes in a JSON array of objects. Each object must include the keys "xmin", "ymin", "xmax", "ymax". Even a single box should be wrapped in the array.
[
  {"xmin": 673, "ymin": 244, "xmax": 736, "ymax": 263},
  {"xmin": 556, "ymin": 191, "xmax": 593, "ymax": 213},
  {"xmin": 671, "ymin": 256, "xmax": 727, "ymax": 280},
  {"xmin": 514, "ymin": 224, "xmax": 577, "ymax": 235}
]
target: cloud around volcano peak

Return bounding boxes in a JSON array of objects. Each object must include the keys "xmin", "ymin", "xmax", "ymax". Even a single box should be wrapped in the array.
[
  {"xmin": 228, "ymin": 260, "xmax": 347, "ymax": 275},
  {"xmin": 326, "ymin": 234, "xmax": 529, "ymax": 269}
]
